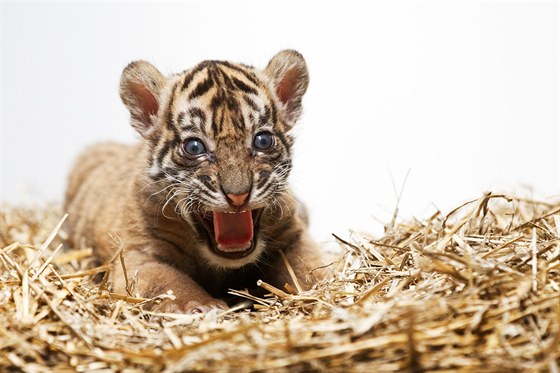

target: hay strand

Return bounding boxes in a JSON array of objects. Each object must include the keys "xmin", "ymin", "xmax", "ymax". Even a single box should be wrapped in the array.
[{"xmin": 1, "ymin": 194, "xmax": 559, "ymax": 371}]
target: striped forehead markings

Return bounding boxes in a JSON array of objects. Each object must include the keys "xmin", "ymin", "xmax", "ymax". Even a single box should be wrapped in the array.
[
  {"xmin": 188, "ymin": 76, "xmax": 214, "ymax": 100},
  {"xmin": 181, "ymin": 60, "xmax": 213, "ymax": 91},
  {"xmin": 217, "ymin": 61, "xmax": 261, "ymax": 86},
  {"xmin": 181, "ymin": 60, "xmax": 260, "ymax": 95},
  {"xmin": 232, "ymin": 77, "xmax": 258, "ymax": 95},
  {"xmin": 172, "ymin": 60, "xmax": 279, "ymax": 139}
]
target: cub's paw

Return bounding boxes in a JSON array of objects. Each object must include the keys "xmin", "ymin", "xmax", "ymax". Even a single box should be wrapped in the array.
[{"xmin": 152, "ymin": 297, "xmax": 228, "ymax": 314}]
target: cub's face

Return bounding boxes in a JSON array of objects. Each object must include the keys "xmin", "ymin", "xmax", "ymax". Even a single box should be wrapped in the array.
[{"xmin": 120, "ymin": 51, "xmax": 309, "ymax": 268}]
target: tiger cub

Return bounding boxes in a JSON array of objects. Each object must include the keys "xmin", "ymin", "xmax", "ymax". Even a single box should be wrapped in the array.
[{"xmin": 64, "ymin": 50, "xmax": 326, "ymax": 313}]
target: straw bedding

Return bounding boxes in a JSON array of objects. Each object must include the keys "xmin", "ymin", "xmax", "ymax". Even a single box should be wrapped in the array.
[{"xmin": 1, "ymin": 193, "xmax": 559, "ymax": 372}]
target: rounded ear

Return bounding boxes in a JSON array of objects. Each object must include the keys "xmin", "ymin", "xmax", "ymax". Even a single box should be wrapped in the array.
[
  {"xmin": 120, "ymin": 61, "xmax": 166, "ymax": 139},
  {"xmin": 264, "ymin": 50, "xmax": 309, "ymax": 125}
]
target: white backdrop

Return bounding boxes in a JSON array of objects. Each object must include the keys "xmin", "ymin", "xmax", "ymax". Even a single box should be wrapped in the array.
[{"xmin": 1, "ymin": 1, "xmax": 559, "ymax": 242}]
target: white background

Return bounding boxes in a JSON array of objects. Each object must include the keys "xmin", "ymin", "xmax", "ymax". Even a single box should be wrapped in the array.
[{"xmin": 1, "ymin": 1, "xmax": 559, "ymax": 243}]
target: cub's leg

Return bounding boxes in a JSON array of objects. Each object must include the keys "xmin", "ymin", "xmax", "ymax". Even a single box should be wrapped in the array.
[{"xmin": 111, "ymin": 242, "xmax": 227, "ymax": 313}]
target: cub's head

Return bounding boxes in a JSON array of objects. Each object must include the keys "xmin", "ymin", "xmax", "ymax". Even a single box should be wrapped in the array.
[{"xmin": 120, "ymin": 50, "xmax": 308, "ymax": 268}]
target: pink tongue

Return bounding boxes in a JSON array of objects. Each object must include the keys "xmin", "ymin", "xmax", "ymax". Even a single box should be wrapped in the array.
[{"xmin": 213, "ymin": 210, "xmax": 253, "ymax": 250}]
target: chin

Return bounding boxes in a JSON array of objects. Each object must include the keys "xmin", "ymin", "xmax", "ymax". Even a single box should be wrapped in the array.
[{"xmin": 197, "ymin": 239, "xmax": 266, "ymax": 270}]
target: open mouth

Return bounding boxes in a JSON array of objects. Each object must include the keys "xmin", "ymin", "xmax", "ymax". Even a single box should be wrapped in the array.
[{"xmin": 194, "ymin": 208, "xmax": 263, "ymax": 259}]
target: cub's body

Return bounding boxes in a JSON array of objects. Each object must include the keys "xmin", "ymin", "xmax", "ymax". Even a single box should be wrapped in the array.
[{"xmin": 65, "ymin": 51, "xmax": 324, "ymax": 313}]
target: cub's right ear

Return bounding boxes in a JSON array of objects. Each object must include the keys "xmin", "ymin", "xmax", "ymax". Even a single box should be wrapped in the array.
[{"xmin": 120, "ymin": 61, "xmax": 166, "ymax": 139}]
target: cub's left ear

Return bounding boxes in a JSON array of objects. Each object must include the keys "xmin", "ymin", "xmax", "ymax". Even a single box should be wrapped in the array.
[
  {"xmin": 264, "ymin": 50, "xmax": 309, "ymax": 125},
  {"xmin": 120, "ymin": 61, "xmax": 166, "ymax": 140}
]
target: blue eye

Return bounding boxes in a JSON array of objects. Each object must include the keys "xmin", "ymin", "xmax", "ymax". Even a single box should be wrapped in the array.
[
  {"xmin": 183, "ymin": 138, "xmax": 206, "ymax": 156},
  {"xmin": 253, "ymin": 132, "xmax": 274, "ymax": 150}
]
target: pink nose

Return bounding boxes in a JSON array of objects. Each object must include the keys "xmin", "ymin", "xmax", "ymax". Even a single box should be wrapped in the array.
[{"xmin": 227, "ymin": 192, "xmax": 249, "ymax": 207}]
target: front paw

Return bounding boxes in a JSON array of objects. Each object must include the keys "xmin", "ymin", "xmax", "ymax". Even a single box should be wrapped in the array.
[{"xmin": 152, "ymin": 297, "xmax": 228, "ymax": 314}]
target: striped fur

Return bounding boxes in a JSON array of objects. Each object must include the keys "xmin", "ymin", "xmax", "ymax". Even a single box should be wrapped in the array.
[
  {"xmin": 65, "ymin": 50, "xmax": 326, "ymax": 313},
  {"xmin": 148, "ymin": 61, "xmax": 293, "ymax": 211}
]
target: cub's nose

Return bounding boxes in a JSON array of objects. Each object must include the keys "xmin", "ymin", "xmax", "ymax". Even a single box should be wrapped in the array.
[{"xmin": 226, "ymin": 192, "xmax": 249, "ymax": 207}]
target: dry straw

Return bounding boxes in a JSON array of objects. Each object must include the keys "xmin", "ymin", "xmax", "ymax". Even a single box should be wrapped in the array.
[{"xmin": 1, "ymin": 193, "xmax": 559, "ymax": 372}]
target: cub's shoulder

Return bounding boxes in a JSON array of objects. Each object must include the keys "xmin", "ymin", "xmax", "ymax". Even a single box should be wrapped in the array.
[
  {"xmin": 65, "ymin": 141, "xmax": 138, "ymax": 207},
  {"xmin": 69, "ymin": 141, "xmax": 132, "ymax": 175}
]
